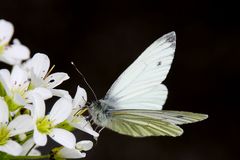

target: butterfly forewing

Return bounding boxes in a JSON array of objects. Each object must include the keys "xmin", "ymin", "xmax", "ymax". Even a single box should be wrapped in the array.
[
  {"xmin": 104, "ymin": 32, "xmax": 176, "ymax": 110},
  {"xmin": 110, "ymin": 84, "xmax": 168, "ymax": 109}
]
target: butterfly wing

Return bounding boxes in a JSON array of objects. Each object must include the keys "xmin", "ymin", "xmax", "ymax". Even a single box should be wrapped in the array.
[
  {"xmin": 107, "ymin": 110, "xmax": 183, "ymax": 137},
  {"xmin": 96, "ymin": 32, "xmax": 208, "ymax": 137},
  {"xmin": 112, "ymin": 109, "xmax": 208, "ymax": 125},
  {"xmin": 104, "ymin": 32, "xmax": 176, "ymax": 110},
  {"xmin": 105, "ymin": 109, "xmax": 207, "ymax": 137}
]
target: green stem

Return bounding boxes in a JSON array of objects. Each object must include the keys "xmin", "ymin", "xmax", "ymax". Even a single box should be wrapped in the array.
[
  {"xmin": 9, "ymin": 154, "xmax": 51, "ymax": 159},
  {"xmin": 26, "ymin": 144, "xmax": 36, "ymax": 156}
]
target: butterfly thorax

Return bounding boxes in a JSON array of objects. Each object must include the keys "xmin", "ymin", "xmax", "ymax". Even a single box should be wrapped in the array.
[{"xmin": 88, "ymin": 99, "xmax": 112, "ymax": 127}]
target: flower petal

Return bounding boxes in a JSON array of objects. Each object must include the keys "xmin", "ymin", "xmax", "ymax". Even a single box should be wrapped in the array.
[
  {"xmin": 0, "ymin": 98, "xmax": 9, "ymax": 124},
  {"xmin": 20, "ymin": 138, "xmax": 41, "ymax": 156},
  {"xmin": 28, "ymin": 70, "xmax": 45, "ymax": 88},
  {"xmin": 8, "ymin": 115, "xmax": 33, "ymax": 136},
  {"xmin": 0, "ymin": 54, "xmax": 21, "ymax": 65},
  {"xmin": 24, "ymin": 53, "xmax": 50, "ymax": 79},
  {"xmin": 28, "ymin": 93, "xmax": 46, "ymax": 120},
  {"xmin": 76, "ymin": 140, "xmax": 93, "ymax": 151},
  {"xmin": 49, "ymin": 128, "xmax": 76, "ymax": 149},
  {"xmin": 33, "ymin": 127, "xmax": 47, "ymax": 146},
  {"xmin": 0, "ymin": 69, "xmax": 11, "ymax": 95},
  {"xmin": 1, "ymin": 39, "xmax": 30, "ymax": 65},
  {"xmin": 45, "ymin": 72, "xmax": 69, "ymax": 89},
  {"xmin": 21, "ymin": 138, "xmax": 34, "ymax": 155},
  {"xmin": 13, "ymin": 93, "xmax": 26, "ymax": 106},
  {"xmin": 49, "ymin": 98, "xmax": 72, "ymax": 125},
  {"xmin": 50, "ymin": 89, "xmax": 71, "ymax": 99},
  {"xmin": 10, "ymin": 65, "xmax": 29, "ymax": 90},
  {"xmin": 31, "ymin": 87, "xmax": 52, "ymax": 100},
  {"xmin": 73, "ymin": 86, "xmax": 87, "ymax": 109},
  {"xmin": 0, "ymin": 140, "xmax": 22, "ymax": 156},
  {"xmin": 0, "ymin": 19, "xmax": 13, "ymax": 46},
  {"xmin": 57, "ymin": 147, "xmax": 86, "ymax": 159},
  {"xmin": 70, "ymin": 116, "xmax": 99, "ymax": 137}
]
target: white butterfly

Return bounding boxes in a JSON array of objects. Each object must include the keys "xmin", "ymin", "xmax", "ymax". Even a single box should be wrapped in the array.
[{"xmin": 88, "ymin": 32, "xmax": 208, "ymax": 137}]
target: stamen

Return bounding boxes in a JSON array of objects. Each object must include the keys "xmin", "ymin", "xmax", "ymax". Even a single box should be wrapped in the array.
[
  {"xmin": 44, "ymin": 65, "xmax": 55, "ymax": 80},
  {"xmin": 74, "ymin": 108, "xmax": 88, "ymax": 116}
]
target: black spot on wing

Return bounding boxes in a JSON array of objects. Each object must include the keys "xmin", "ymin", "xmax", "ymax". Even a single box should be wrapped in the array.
[
  {"xmin": 166, "ymin": 35, "xmax": 176, "ymax": 43},
  {"xmin": 165, "ymin": 32, "xmax": 176, "ymax": 43},
  {"xmin": 162, "ymin": 32, "xmax": 176, "ymax": 49}
]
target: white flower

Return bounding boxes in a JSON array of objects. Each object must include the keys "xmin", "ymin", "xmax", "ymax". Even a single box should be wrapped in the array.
[
  {"xmin": 68, "ymin": 86, "xmax": 99, "ymax": 137},
  {"xmin": 31, "ymin": 94, "xmax": 76, "ymax": 148},
  {"xmin": 0, "ymin": 66, "xmax": 52, "ymax": 111},
  {"xmin": 20, "ymin": 138, "xmax": 41, "ymax": 156},
  {"xmin": 0, "ymin": 98, "xmax": 33, "ymax": 156},
  {"xmin": 23, "ymin": 53, "xmax": 70, "ymax": 98},
  {"xmin": 55, "ymin": 140, "xmax": 93, "ymax": 159},
  {"xmin": 0, "ymin": 19, "xmax": 30, "ymax": 65}
]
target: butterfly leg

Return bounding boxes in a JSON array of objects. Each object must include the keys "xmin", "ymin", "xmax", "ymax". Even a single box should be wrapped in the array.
[
  {"xmin": 94, "ymin": 126, "xmax": 105, "ymax": 134},
  {"xmin": 98, "ymin": 127, "xmax": 105, "ymax": 134}
]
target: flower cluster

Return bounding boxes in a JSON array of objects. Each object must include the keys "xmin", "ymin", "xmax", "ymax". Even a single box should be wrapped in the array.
[{"xmin": 0, "ymin": 19, "xmax": 98, "ymax": 159}]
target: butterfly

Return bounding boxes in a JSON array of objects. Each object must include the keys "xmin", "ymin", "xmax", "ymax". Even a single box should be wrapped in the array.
[{"xmin": 87, "ymin": 31, "xmax": 208, "ymax": 137}]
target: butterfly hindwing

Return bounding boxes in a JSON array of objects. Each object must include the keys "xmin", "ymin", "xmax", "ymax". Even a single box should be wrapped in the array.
[
  {"xmin": 107, "ymin": 110, "xmax": 184, "ymax": 137},
  {"xmin": 112, "ymin": 109, "xmax": 208, "ymax": 125}
]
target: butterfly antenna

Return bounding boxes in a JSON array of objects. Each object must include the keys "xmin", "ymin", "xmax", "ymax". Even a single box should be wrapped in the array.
[{"xmin": 71, "ymin": 61, "xmax": 98, "ymax": 102}]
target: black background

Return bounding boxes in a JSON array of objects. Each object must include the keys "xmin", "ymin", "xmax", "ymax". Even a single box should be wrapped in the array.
[{"xmin": 1, "ymin": 0, "xmax": 239, "ymax": 160}]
